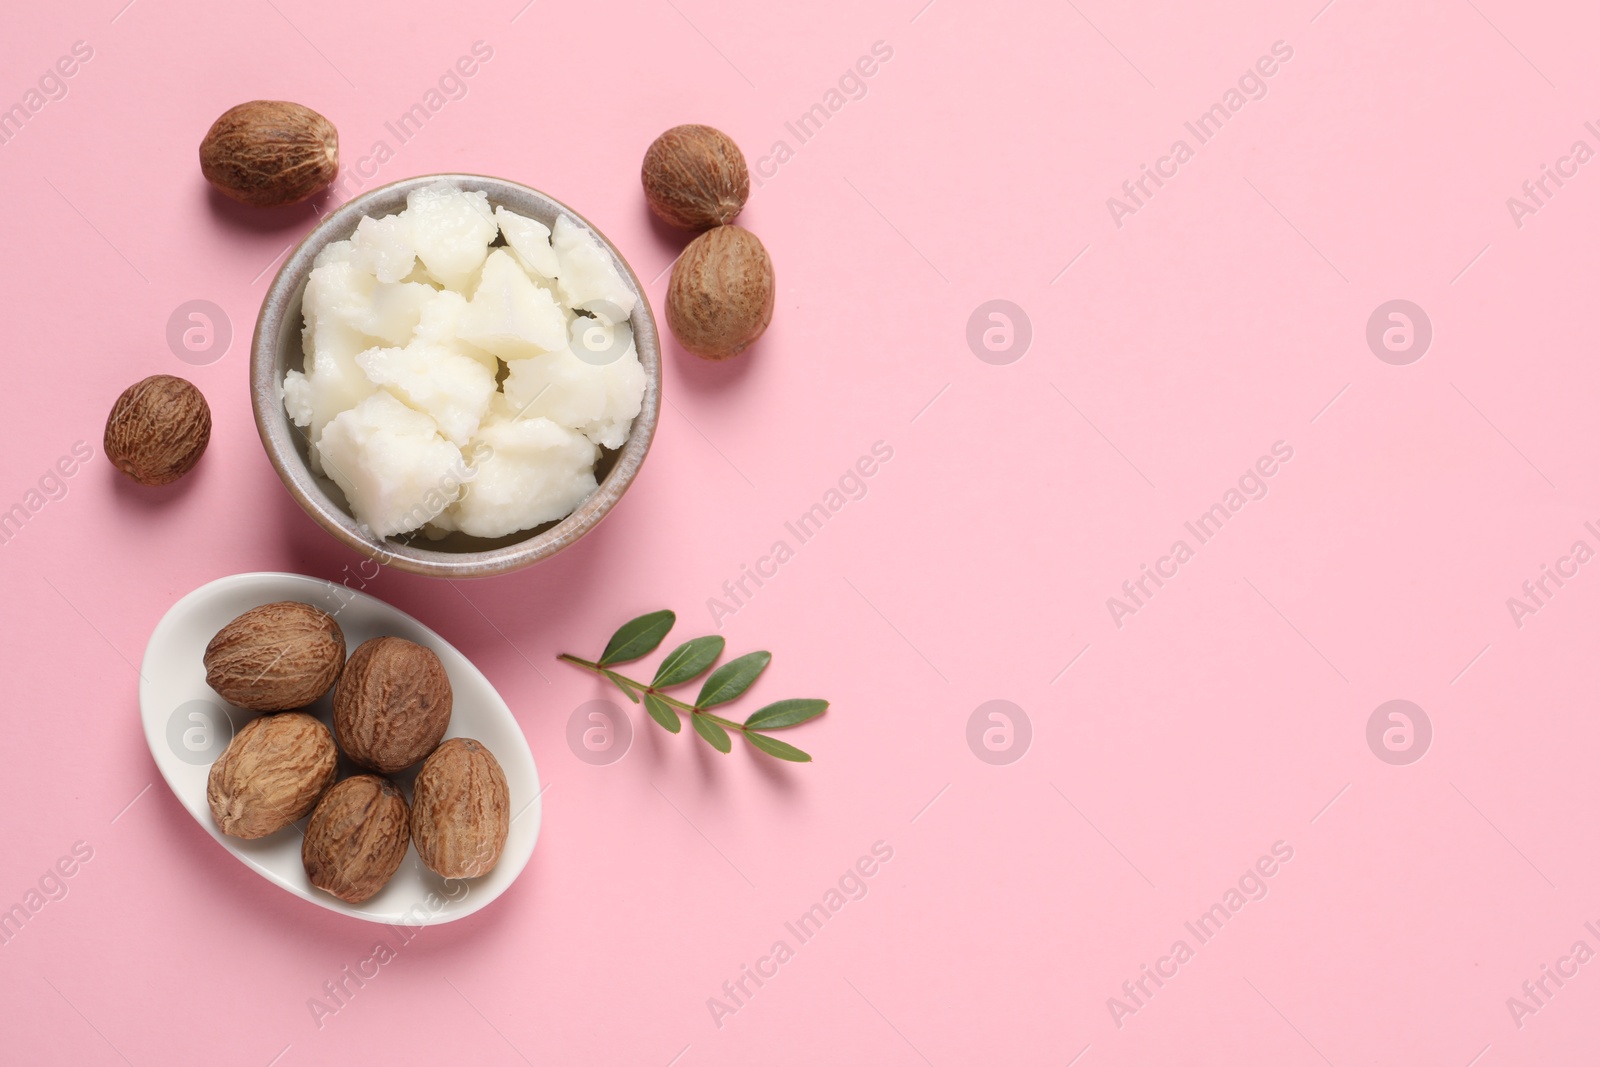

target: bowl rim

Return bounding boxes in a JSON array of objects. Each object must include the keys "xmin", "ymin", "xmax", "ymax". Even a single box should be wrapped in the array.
[{"xmin": 250, "ymin": 173, "xmax": 661, "ymax": 579}]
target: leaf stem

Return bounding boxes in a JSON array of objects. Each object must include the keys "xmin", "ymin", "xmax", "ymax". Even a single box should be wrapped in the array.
[{"xmin": 557, "ymin": 654, "xmax": 746, "ymax": 731}]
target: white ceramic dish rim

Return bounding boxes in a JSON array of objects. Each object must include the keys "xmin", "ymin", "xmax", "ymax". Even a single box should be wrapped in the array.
[{"xmin": 138, "ymin": 571, "xmax": 541, "ymax": 925}]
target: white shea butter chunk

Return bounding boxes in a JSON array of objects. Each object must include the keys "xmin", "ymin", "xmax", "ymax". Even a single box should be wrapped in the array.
[
  {"xmin": 358, "ymin": 342, "xmax": 497, "ymax": 447},
  {"xmin": 364, "ymin": 279, "xmax": 435, "ymax": 344},
  {"xmin": 282, "ymin": 370, "xmax": 313, "ymax": 427},
  {"xmin": 448, "ymin": 414, "xmax": 598, "ymax": 538},
  {"xmin": 458, "ymin": 249, "xmax": 567, "ymax": 359},
  {"xmin": 303, "ymin": 314, "xmax": 380, "ymax": 373},
  {"xmin": 299, "ymin": 318, "xmax": 379, "ymax": 474},
  {"xmin": 314, "ymin": 239, "xmax": 355, "ymax": 268},
  {"xmin": 348, "ymin": 214, "xmax": 417, "ymax": 283},
  {"xmin": 304, "ymin": 261, "xmax": 433, "ymax": 346},
  {"xmin": 551, "ymin": 215, "xmax": 636, "ymax": 321},
  {"xmin": 302, "ymin": 261, "xmax": 370, "ymax": 333},
  {"xmin": 304, "ymin": 346, "xmax": 377, "ymax": 443},
  {"xmin": 405, "ymin": 181, "xmax": 496, "ymax": 291},
  {"xmin": 502, "ymin": 318, "xmax": 644, "ymax": 449},
  {"xmin": 412, "ymin": 288, "xmax": 500, "ymax": 373},
  {"xmin": 317, "ymin": 391, "xmax": 466, "ymax": 539},
  {"xmin": 495, "ymin": 206, "xmax": 560, "ymax": 282},
  {"xmin": 400, "ymin": 263, "xmax": 440, "ymax": 288}
]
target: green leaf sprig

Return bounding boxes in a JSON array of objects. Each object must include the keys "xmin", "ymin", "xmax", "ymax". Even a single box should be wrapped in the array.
[{"xmin": 558, "ymin": 610, "xmax": 828, "ymax": 762}]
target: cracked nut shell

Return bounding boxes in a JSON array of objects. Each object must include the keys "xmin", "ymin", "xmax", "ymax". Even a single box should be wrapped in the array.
[
  {"xmin": 302, "ymin": 775, "xmax": 411, "ymax": 903},
  {"xmin": 207, "ymin": 712, "xmax": 337, "ymax": 839},
  {"xmin": 666, "ymin": 225, "xmax": 774, "ymax": 360},
  {"xmin": 199, "ymin": 100, "xmax": 339, "ymax": 208},
  {"xmin": 204, "ymin": 601, "xmax": 346, "ymax": 711},
  {"xmin": 104, "ymin": 375, "xmax": 211, "ymax": 486},
  {"xmin": 411, "ymin": 738, "xmax": 509, "ymax": 879},
  {"xmin": 333, "ymin": 637, "xmax": 453, "ymax": 774},
  {"xmin": 642, "ymin": 124, "xmax": 749, "ymax": 230}
]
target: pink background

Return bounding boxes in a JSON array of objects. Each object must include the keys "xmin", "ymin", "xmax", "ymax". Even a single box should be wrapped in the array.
[{"xmin": 3, "ymin": 0, "xmax": 1598, "ymax": 1063}]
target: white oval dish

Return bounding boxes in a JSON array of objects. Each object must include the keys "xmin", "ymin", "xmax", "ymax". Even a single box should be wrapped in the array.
[{"xmin": 139, "ymin": 571, "xmax": 541, "ymax": 925}]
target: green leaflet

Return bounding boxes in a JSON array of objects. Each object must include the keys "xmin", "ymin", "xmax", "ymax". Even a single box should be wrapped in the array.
[
  {"xmin": 603, "ymin": 670, "xmax": 640, "ymax": 702},
  {"xmin": 691, "ymin": 714, "xmax": 732, "ymax": 753},
  {"xmin": 644, "ymin": 693, "xmax": 682, "ymax": 733},
  {"xmin": 696, "ymin": 651, "xmax": 771, "ymax": 709},
  {"xmin": 599, "ymin": 610, "xmax": 676, "ymax": 666},
  {"xmin": 745, "ymin": 732, "xmax": 812, "ymax": 762},
  {"xmin": 744, "ymin": 699, "xmax": 828, "ymax": 730},
  {"xmin": 652, "ymin": 635, "xmax": 726, "ymax": 688}
]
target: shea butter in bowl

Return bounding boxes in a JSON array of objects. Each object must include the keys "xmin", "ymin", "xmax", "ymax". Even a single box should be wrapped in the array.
[{"xmin": 252, "ymin": 174, "xmax": 660, "ymax": 578}]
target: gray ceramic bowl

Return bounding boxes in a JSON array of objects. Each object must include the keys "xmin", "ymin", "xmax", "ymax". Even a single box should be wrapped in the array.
[{"xmin": 251, "ymin": 174, "xmax": 660, "ymax": 579}]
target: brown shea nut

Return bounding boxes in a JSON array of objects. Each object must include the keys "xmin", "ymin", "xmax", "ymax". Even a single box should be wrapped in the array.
[
  {"xmin": 642, "ymin": 124, "xmax": 750, "ymax": 230},
  {"xmin": 199, "ymin": 100, "xmax": 339, "ymax": 208},
  {"xmin": 333, "ymin": 637, "xmax": 453, "ymax": 774},
  {"xmin": 302, "ymin": 775, "xmax": 411, "ymax": 903},
  {"xmin": 104, "ymin": 375, "xmax": 211, "ymax": 486},
  {"xmin": 666, "ymin": 225, "xmax": 774, "ymax": 360},
  {"xmin": 204, "ymin": 601, "xmax": 346, "ymax": 711},
  {"xmin": 207, "ymin": 712, "xmax": 338, "ymax": 839},
  {"xmin": 411, "ymin": 738, "xmax": 510, "ymax": 879}
]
